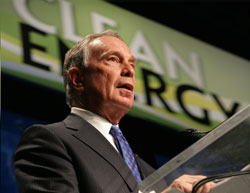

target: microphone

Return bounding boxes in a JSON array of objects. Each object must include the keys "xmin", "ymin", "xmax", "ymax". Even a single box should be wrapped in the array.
[
  {"xmin": 179, "ymin": 128, "xmax": 210, "ymax": 135},
  {"xmin": 192, "ymin": 169, "xmax": 250, "ymax": 193}
]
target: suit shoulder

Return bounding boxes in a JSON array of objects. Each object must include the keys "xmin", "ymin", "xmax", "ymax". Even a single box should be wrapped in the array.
[
  {"xmin": 23, "ymin": 121, "xmax": 65, "ymax": 138},
  {"xmin": 18, "ymin": 121, "xmax": 65, "ymax": 146},
  {"xmin": 19, "ymin": 114, "xmax": 82, "ymax": 148}
]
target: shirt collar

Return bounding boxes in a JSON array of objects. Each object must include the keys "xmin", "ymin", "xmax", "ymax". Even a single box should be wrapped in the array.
[{"xmin": 71, "ymin": 107, "xmax": 118, "ymax": 137}]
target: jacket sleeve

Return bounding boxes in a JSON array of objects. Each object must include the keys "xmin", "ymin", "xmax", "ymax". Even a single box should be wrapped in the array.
[
  {"xmin": 135, "ymin": 156, "xmax": 168, "ymax": 193},
  {"xmin": 14, "ymin": 125, "xmax": 79, "ymax": 193}
]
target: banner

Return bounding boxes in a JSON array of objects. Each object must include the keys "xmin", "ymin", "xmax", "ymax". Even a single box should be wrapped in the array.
[{"xmin": 1, "ymin": 0, "xmax": 250, "ymax": 131}]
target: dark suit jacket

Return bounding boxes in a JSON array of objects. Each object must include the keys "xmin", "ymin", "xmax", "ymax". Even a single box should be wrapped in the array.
[{"xmin": 14, "ymin": 114, "xmax": 160, "ymax": 193}]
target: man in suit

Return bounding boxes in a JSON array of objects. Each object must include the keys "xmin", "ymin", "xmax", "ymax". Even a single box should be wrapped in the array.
[{"xmin": 14, "ymin": 30, "xmax": 214, "ymax": 193}]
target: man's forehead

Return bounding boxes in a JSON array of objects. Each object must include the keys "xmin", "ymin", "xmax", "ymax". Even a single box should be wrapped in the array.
[
  {"xmin": 90, "ymin": 36, "xmax": 121, "ymax": 47},
  {"xmin": 89, "ymin": 36, "xmax": 133, "ymax": 57},
  {"xmin": 90, "ymin": 38, "xmax": 104, "ymax": 47}
]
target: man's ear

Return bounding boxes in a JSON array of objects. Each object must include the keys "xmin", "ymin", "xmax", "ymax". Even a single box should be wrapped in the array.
[{"xmin": 68, "ymin": 67, "xmax": 85, "ymax": 92}]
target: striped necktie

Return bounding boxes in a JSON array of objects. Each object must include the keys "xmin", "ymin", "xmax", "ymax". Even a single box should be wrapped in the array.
[{"xmin": 110, "ymin": 125, "xmax": 142, "ymax": 183}]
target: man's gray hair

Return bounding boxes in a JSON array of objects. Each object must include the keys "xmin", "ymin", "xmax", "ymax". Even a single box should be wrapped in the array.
[{"xmin": 63, "ymin": 30, "xmax": 121, "ymax": 107}]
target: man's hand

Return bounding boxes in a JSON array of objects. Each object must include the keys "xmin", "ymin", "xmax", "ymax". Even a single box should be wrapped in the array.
[{"xmin": 161, "ymin": 175, "xmax": 215, "ymax": 193}]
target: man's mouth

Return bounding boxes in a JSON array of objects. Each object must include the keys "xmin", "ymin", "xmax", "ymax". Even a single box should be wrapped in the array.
[{"xmin": 117, "ymin": 83, "xmax": 134, "ymax": 91}]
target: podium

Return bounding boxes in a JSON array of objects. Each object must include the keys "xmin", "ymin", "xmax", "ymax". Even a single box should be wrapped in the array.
[{"xmin": 139, "ymin": 105, "xmax": 250, "ymax": 193}]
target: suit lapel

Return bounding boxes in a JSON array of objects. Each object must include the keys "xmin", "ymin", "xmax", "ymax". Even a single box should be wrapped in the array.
[{"xmin": 63, "ymin": 114, "xmax": 138, "ymax": 190}]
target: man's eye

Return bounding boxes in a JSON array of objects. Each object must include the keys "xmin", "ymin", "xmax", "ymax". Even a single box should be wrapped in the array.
[
  {"xmin": 108, "ymin": 56, "xmax": 119, "ymax": 62},
  {"xmin": 131, "ymin": 63, "xmax": 136, "ymax": 69}
]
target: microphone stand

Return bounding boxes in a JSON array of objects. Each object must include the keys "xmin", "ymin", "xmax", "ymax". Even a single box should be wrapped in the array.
[{"xmin": 191, "ymin": 170, "xmax": 250, "ymax": 193}]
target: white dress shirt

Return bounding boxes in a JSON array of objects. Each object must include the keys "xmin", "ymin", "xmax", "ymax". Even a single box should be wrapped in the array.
[
  {"xmin": 71, "ymin": 107, "xmax": 146, "ymax": 192},
  {"xmin": 71, "ymin": 107, "xmax": 119, "ymax": 152}
]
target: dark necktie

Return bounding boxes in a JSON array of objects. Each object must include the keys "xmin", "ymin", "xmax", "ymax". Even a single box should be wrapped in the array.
[{"xmin": 110, "ymin": 125, "xmax": 142, "ymax": 183}]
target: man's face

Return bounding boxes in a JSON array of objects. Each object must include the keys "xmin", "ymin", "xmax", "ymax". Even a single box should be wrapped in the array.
[{"xmin": 82, "ymin": 36, "xmax": 136, "ymax": 119}]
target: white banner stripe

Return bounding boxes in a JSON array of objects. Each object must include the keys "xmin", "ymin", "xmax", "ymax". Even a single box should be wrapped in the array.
[{"xmin": 2, "ymin": 60, "xmax": 63, "ymax": 83}]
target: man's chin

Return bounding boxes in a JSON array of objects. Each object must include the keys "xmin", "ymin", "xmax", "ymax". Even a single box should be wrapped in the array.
[
  {"xmin": 118, "ymin": 88, "xmax": 134, "ymax": 97},
  {"xmin": 114, "ymin": 99, "xmax": 134, "ymax": 112}
]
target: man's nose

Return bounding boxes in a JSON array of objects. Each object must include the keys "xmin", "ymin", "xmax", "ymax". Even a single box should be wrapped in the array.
[{"xmin": 121, "ymin": 62, "xmax": 135, "ymax": 78}]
